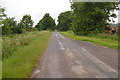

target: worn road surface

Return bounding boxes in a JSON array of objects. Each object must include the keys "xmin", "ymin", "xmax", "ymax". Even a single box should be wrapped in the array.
[{"xmin": 31, "ymin": 31, "xmax": 118, "ymax": 78}]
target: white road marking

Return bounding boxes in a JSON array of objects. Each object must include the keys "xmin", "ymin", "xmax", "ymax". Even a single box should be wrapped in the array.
[
  {"xmin": 66, "ymin": 48, "xmax": 74, "ymax": 58},
  {"xmin": 81, "ymin": 48, "xmax": 118, "ymax": 74},
  {"xmin": 55, "ymin": 33, "xmax": 57, "ymax": 36},
  {"xmin": 57, "ymin": 38, "xmax": 65, "ymax": 50},
  {"xmin": 34, "ymin": 70, "xmax": 40, "ymax": 74},
  {"xmin": 57, "ymin": 32, "xmax": 65, "ymax": 39},
  {"xmin": 58, "ymin": 42, "xmax": 62, "ymax": 45},
  {"xmin": 75, "ymin": 60, "xmax": 82, "ymax": 65},
  {"xmin": 60, "ymin": 44, "xmax": 65, "ymax": 50},
  {"xmin": 71, "ymin": 65, "xmax": 88, "ymax": 77}
]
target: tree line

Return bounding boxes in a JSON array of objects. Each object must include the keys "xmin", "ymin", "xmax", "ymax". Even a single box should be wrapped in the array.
[
  {"xmin": 57, "ymin": 2, "xmax": 119, "ymax": 35},
  {"xmin": 0, "ymin": 7, "xmax": 56, "ymax": 36},
  {"xmin": 1, "ymin": 2, "xmax": 119, "ymax": 36}
]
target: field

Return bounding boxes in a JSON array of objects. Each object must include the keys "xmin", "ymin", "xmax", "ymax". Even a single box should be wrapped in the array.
[
  {"xmin": 2, "ymin": 31, "xmax": 51, "ymax": 78},
  {"xmin": 61, "ymin": 31, "xmax": 118, "ymax": 49}
]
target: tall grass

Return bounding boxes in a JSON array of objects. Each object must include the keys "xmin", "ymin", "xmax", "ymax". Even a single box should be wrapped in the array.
[
  {"xmin": 0, "ymin": 61, "xmax": 1, "ymax": 79},
  {"xmin": 61, "ymin": 31, "xmax": 118, "ymax": 49},
  {"xmin": 2, "ymin": 31, "xmax": 52, "ymax": 78},
  {"xmin": 88, "ymin": 33, "xmax": 118, "ymax": 41},
  {"xmin": 2, "ymin": 31, "xmax": 46, "ymax": 59}
]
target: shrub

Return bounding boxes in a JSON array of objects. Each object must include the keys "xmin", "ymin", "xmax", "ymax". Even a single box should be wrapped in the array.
[{"xmin": 2, "ymin": 31, "xmax": 45, "ymax": 59}]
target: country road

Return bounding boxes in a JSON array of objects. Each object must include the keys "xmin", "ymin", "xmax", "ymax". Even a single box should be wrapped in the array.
[{"xmin": 31, "ymin": 31, "xmax": 118, "ymax": 78}]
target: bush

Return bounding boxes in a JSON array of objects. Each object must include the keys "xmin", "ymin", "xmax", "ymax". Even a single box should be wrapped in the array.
[{"xmin": 2, "ymin": 31, "xmax": 44, "ymax": 59}]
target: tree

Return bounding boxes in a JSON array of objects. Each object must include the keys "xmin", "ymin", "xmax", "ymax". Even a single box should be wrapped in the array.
[
  {"xmin": 20, "ymin": 14, "xmax": 34, "ymax": 31},
  {"xmin": 71, "ymin": 2, "xmax": 119, "ymax": 35},
  {"xmin": 35, "ymin": 13, "xmax": 56, "ymax": 30},
  {"xmin": 1, "ymin": 7, "xmax": 20, "ymax": 35},
  {"xmin": 0, "ymin": 6, "xmax": 6, "ymax": 25},
  {"xmin": 0, "ymin": 6, "xmax": 6, "ymax": 35},
  {"xmin": 35, "ymin": 19, "xmax": 43, "ymax": 31},
  {"xmin": 57, "ymin": 11, "xmax": 72, "ymax": 31},
  {"xmin": 17, "ymin": 21, "xmax": 26, "ymax": 33},
  {"xmin": 2, "ymin": 17, "xmax": 17, "ymax": 35}
]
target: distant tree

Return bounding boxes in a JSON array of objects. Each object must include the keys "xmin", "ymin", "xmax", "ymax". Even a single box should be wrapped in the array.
[
  {"xmin": 35, "ymin": 13, "xmax": 56, "ymax": 30},
  {"xmin": 71, "ymin": 2, "xmax": 119, "ymax": 35},
  {"xmin": 2, "ymin": 17, "xmax": 17, "ymax": 35},
  {"xmin": 17, "ymin": 21, "xmax": 26, "ymax": 33},
  {"xmin": 20, "ymin": 14, "xmax": 34, "ymax": 31},
  {"xmin": 0, "ymin": 6, "xmax": 6, "ymax": 25},
  {"xmin": 35, "ymin": 19, "xmax": 43, "ymax": 31},
  {"xmin": 57, "ymin": 11, "xmax": 72, "ymax": 31},
  {"xmin": 0, "ymin": 6, "xmax": 6, "ymax": 35}
]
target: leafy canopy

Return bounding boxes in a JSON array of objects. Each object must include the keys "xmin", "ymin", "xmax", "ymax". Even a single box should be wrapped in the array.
[
  {"xmin": 35, "ymin": 13, "xmax": 56, "ymax": 30},
  {"xmin": 57, "ymin": 11, "xmax": 72, "ymax": 31},
  {"xmin": 71, "ymin": 2, "xmax": 119, "ymax": 35}
]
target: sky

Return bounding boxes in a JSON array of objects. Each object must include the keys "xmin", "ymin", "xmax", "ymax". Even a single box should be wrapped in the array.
[
  {"xmin": 0, "ymin": 0, "xmax": 119, "ymax": 26},
  {"xmin": 1, "ymin": 0, "xmax": 71, "ymax": 26}
]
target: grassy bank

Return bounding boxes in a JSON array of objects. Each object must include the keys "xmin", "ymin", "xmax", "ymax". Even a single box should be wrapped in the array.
[
  {"xmin": 2, "ymin": 31, "xmax": 52, "ymax": 78},
  {"xmin": 61, "ymin": 31, "xmax": 118, "ymax": 49}
]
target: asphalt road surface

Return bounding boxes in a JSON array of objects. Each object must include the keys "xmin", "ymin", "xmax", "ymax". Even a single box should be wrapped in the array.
[{"xmin": 31, "ymin": 31, "xmax": 118, "ymax": 78}]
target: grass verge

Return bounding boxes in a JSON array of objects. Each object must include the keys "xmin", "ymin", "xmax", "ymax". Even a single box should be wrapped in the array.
[
  {"xmin": 0, "ymin": 61, "xmax": 1, "ymax": 79},
  {"xmin": 0, "ymin": 37, "xmax": 2, "ymax": 79},
  {"xmin": 61, "ymin": 31, "xmax": 118, "ymax": 49},
  {"xmin": 2, "ymin": 31, "xmax": 51, "ymax": 78}
]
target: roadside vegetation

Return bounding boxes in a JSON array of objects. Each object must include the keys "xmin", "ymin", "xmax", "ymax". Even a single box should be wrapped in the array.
[
  {"xmin": 1, "ymin": 1, "xmax": 119, "ymax": 78},
  {"xmin": 1, "ymin": 6, "xmax": 55, "ymax": 78},
  {"xmin": 2, "ymin": 31, "xmax": 51, "ymax": 78},
  {"xmin": 57, "ymin": 2, "xmax": 119, "ymax": 49},
  {"xmin": 57, "ymin": 2, "xmax": 119, "ymax": 35},
  {"xmin": 0, "ymin": 37, "xmax": 1, "ymax": 79},
  {"xmin": 61, "ymin": 31, "xmax": 118, "ymax": 49}
]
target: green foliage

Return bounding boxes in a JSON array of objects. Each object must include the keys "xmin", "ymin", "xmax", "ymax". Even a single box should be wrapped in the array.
[
  {"xmin": 20, "ymin": 14, "xmax": 34, "ymax": 31},
  {"xmin": 71, "ymin": 2, "xmax": 119, "ymax": 35},
  {"xmin": 88, "ymin": 33, "xmax": 118, "ymax": 41},
  {"xmin": 35, "ymin": 13, "xmax": 56, "ymax": 30},
  {"xmin": 0, "ymin": 7, "xmax": 6, "ymax": 36},
  {"xmin": 61, "ymin": 31, "xmax": 118, "ymax": 49},
  {"xmin": 2, "ymin": 17, "xmax": 18, "ymax": 35},
  {"xmin": 2, "ymin": 31, "xmax": 49, "ymax": 59},
  {"xmin": 2, "ymin": 12, "xmax": 35, "ymax": 35},
  {"xmin": 2, "ymin": 31, "xmax": 51, "ymax": 78},
  {"xmin": 17, "ymin": 21, "xmax": 26, "ymax": 33},
  {"xmin": 0, "ymin": 6, "xmax": 6, "ymax": 25},
  {"xmin": 57, "ymin": 11, "xmax": 72, "ymax": 31},
  {"xmin": 2, "ymin": 33, "xmax": 29, "ymax": 59},
  {"xmin": 35, "ymin": 19, "xmax": 42, "ymax": 31}
]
